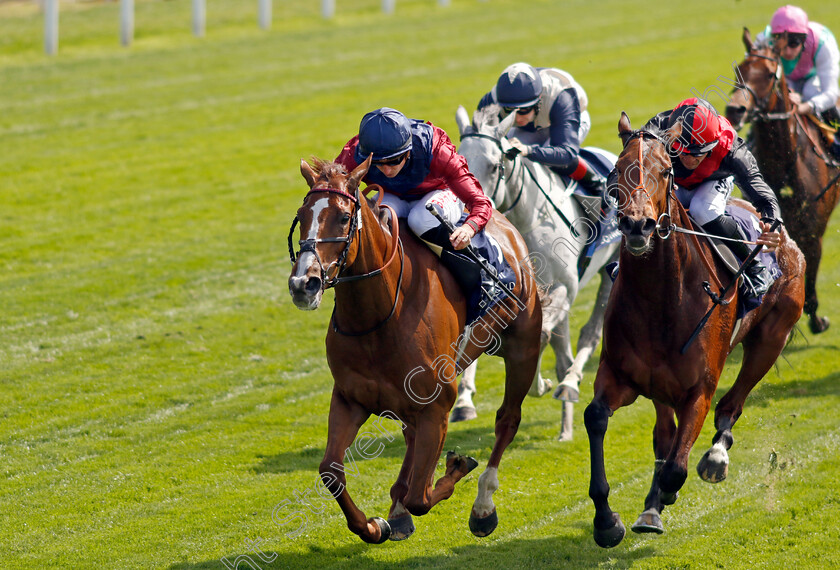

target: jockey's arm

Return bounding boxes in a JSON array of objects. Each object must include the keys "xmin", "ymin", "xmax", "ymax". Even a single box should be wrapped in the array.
[
  {"xmin": 525, "ymin": 90, "xmax": 582, "ymax": 173},
  {"xmin": 807, "ymin": 31, "xmax": 840, "ymax": 115},
  {"xmin": 730, "ymin": 144, "xmax": 783, "ymax": 251}
]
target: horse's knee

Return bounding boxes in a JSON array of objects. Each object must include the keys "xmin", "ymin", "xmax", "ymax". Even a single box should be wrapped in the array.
[
  {"xmin": 318, "ymin": 461, "xmax": 346, "ymax": 497},
  {"xmin": 584, "ymin": 401, "xmax": 610, "ymax": 435},
  {"xmin": 659, "ymin": 461, "xmax": 687, "ymax": 495}
]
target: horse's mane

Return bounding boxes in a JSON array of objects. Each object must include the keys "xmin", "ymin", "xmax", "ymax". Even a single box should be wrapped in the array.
[
  {"xmin": 309, "ymin": 157, "xmax": 349, "ymax": 180},
  {"xmin": 473, "ymin": 104, "xmax": 502, "ymax": 128}
]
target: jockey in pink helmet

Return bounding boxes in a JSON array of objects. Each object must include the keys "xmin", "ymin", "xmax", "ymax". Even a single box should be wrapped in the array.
[{"xmin": 757, "ymin": 5, "xmax": 840, "ymax": 158}]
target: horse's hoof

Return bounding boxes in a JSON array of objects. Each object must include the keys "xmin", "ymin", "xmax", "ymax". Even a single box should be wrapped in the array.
[
  {"xmin": 556, "ymin": 429, "xmax": 573, "ymax": 442},
  {"xmin": 445, "ymin": 450, "xmax": 480, "ymax": 474},
  {"xmin": 697, "ymin": 446, "xmax": 729, "ymax": 483},
  {"xmin": 387, "ymin": 513, "xmax": 415, "ymax": 541},
  {"xmin": 361, "ymin": 517, "xmax": 391, "ymax": 544},
  {"xmin": 553, "ymin": 382, "xmax": 579, "ymax": 403},
  {"xmin": 450, "ymin": 406, "xmax": 477, "ymax": 423},
  {"xmin": 528, "ymin": 376, "xmax": 552, "ymax": 397},
  {"xmin": 631, "ymin": 508, "xmax": 664, "ymax": 534},
  {"xmin": 659, "ymin": 490, "xmax": 678, "ymax": 505},
  {"xmin": 593, "ymin": 513, "xmax": 625, "ymax": 548},
  {"xmin": 469, "ymin": 508, "xmax": 498, "ymax": 537},
  {"xmin": 809, "ymin": 314, "xmax": 830, "ymax": 334}
]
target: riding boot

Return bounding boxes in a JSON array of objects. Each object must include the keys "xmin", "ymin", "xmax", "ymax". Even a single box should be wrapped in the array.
[
  {"xmin": 702, "ymin": 214, "xmax": 771, "ymax": 297},
  {"xmin": 419, "ymin": 227, "xmax": 489, "ymax": 318},
  {"xmin": 570, "ymin": 157, "xmax": 607, "ymax": 197}
]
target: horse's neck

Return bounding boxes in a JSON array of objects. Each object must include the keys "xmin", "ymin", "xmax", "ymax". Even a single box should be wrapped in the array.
[
  {"xmin": 334, "ymin": 206, "xmax": 403, "ymax": 319},
  {"xmin": 753, "ymin": 80, "xmax": 798, "ymax": 174},
  {"xmin": 501, "ymin": 159, "xmax": 574, "ymax": 234}
]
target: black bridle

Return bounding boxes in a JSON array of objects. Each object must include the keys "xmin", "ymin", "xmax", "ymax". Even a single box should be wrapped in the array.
[
  {"xmin": 288, "ymin": 186, "xmax": 405, "ymax": 336},
  {"xmin": 732, "ymin": 52, "xmax": 791, "ymax": 123}
]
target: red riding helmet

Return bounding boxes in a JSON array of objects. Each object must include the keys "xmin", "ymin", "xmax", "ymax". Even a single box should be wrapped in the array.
[{"xmin": 667, "ymin": 98, "xmax": 722, "ymax": 156}]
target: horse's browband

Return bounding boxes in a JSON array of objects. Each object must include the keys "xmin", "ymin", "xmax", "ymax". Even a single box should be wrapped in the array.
[{"xmin": 308, "ymin": 186, "xmax": 358, "ymax": 202}]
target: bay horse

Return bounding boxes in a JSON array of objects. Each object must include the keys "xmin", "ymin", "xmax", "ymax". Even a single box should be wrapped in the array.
[
  {"xmin": 288, "ymin": 155, "xmax": 542, "ymax": 543},
  {"xmin": 584, "ymin": 113, "xmax": 804, "ymax": 548},
  {"xmin": 453, "ymin": 104, "xmax": 619, "ymax": 441},
  {"xmin": 725, "ymin": 27, "xmax": 840, "ymax": 334}
]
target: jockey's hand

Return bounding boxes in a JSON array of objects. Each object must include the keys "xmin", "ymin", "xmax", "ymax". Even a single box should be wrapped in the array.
[
  {"xmin": 788, "ymin": 91, "xmax": 802, "ymax": 106},
  {"xmin": 509, "ymin": 138, "xmax": 530, "ymax": 157},
  {"xmin": 756, "ymin": 220, "xmax": 781, "ymax": 253},
  {"xmin": 796, "ymin": 101, "xmax": 815, "ymax": 115},
  {"xmin": 450, "ymin": 224, "xmax": 476, "ymax": 250}
]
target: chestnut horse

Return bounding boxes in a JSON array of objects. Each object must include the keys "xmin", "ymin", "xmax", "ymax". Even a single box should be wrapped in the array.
[
  {"xmin": 584, "ymin": 113, "xmax": 804, "ymax": 548},
  {"xmin": 288, "ymin": 156, "xmax": 542, "ymax": 543},
  {"xmin": 725, "ymin": 28, "xmax": 840, "ymax": 334}
]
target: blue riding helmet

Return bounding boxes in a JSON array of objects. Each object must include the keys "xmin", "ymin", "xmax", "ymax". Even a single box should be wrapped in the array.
[
  {"xmin": 494, "ymin": 63, "xmax": 543, "ymax": 108},
  {"xmin": 356, "ymin": 107, "xmax": 413, "ymax": 162}
]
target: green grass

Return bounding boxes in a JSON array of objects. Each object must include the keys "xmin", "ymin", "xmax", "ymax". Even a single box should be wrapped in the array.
[{"xmin": 1, "ymin": 0, "xmax": 840, "ymax": 568}]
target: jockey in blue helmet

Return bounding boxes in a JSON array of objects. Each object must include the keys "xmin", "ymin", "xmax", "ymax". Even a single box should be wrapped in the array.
[
  {"xmin": 336, "ymin": 107, "xmax": 495, "ymax": 309},
  {"xmin": 644, "ymin": 98, "xmax": 783, "ymax": 296},
  {"xmin": 477, "ymin": 62, "xmax": 608, "ymax": 196}
]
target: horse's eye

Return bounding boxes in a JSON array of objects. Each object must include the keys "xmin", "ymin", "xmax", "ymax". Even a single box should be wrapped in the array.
[{"xmin": 340, "ymin": 213, "xmax": 351, "ymax": 225}]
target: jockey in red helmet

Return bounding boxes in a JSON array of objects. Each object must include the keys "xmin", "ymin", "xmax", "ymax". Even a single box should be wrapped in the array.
[
  {"xmin": 477, "ymin": 62, "xmax": 608, "ymax": 197},
  {"xmin": 644, "ymin": 98, "xmax": 783, "ymax": 296},
  {"xmin": 755, "ymin": 5, "xmax": 840, "ymax": 158}
]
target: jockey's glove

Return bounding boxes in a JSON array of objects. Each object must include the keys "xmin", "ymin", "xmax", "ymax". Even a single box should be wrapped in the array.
[{"xmin": 508, "ymin": 138, "xmax": 531, "ymax": 157}]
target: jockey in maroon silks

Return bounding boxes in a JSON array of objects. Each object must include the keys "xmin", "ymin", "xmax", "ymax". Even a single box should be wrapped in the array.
[
  {"xmin": 336, "ymin": 107, "xmax": 496, "ymax": 301},
  {"xmin": 643, "ymin": 98, "xmax": 784, "ymax": 296}
]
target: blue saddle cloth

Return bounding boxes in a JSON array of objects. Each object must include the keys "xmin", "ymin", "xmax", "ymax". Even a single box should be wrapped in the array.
[
  {"xmin": 572, "ymin": 148, "xmax": 621, "ymax": 279},
  {"xmin": 456, "ymin": 212, "xmax": 517, "ymax": 324},
  {"xmin": 726, "ymin": 205, "xmax": 782, "ymax": 318}
]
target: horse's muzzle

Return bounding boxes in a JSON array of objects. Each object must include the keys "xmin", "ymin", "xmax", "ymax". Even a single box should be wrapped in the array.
[
  {"xmin": 619, "ymin": 216, "xmax": 656, "ymax": 255},
  {"xmin": 288, "ymin": 273, "xmax": 323, "ymax": 310},
  {"xmin": 724, "ymin": 104, "xmax": 747, "ymax": 131}
]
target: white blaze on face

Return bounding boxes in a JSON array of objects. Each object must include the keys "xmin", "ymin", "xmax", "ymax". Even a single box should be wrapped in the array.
[{"xmin": 293, "ymin": 196, "xmax": 330, "ymax": 278}]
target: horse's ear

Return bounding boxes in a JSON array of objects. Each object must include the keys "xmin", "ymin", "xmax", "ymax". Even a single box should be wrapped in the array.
[
  {"xmin": 300, "ymin": 159, "xmax": 317, "ymax": 189},
  {"xmin": 742, "ymin": 27, "xmax": 753, "ymax": 52},
  {"xmin": 494, "ymin": 109, "xmax": 517, "ymax": 140},
  {"xmin": 455, "ymin": 105, "xmax": 473, "ymax": 137},
  {"xmin": 666, "ymin": 118, "xmax": 683, "ymax": 149},
  {"xmin": 618, "ymin": 112, "xmax": 633, "ymax": 146},
  {"xmin": 348, "ymin": 154, "xmax": 372, "ymax": 191}
]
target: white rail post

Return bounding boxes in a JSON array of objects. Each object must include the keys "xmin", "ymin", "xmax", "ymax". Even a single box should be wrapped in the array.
[
  {"xmin": 322, "ymin": 0, "xmax": 335, "ymax": 19},
  {"xmin": 44, "ymin": 0, "xmax": 59, "ymax": 55},
  {"xmin": 192, "ymin": 0, "xmax": 206, "ymax": 37},
  {"xmin": 382, "ymin": 0, "xmax": 395, "ymax": 14},
  {"xmin": 258, "ymin": 0, "xmax": 272, "ymax": 30},
  {"xmin": 120, "ymin": 0, "xmax": 134, "ymax": 47}
]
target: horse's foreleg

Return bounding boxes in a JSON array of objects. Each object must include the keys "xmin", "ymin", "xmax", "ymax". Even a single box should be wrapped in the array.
[
  {"xmin": 319, "ymin": 390, "xmax": 390, "ymax": 544},
  {"xmin": 799, "ymin": 234, "xmax": 829, "ymax": 333},
  {"xmin": 387, "ymin": 428, "xmax": 416, "ymax": 541},
  {"xmin": 664, "ymin": 390, "xmax": 712, "ymax": 493},
  {"xmin": 632, "ymin": 402, "xmax": 677, "ymax": 535},
  {"xmin": 450, "ymin": 361, "xmax": 478, "ymax": 422},
  {"xmin": 558, "ymin": 271, "xmax": 612, "ymax": 404},
  {"xmin": 585, "ymin": 363, "xmax": 638, "ymax": 548},
  {"xmin": 404, "ymin": 412, "xmax": 477, "ymax": 518}
]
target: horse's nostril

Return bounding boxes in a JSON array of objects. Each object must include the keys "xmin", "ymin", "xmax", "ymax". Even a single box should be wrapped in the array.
[
  {"xmin": 642, "ymin": 218, "xmax": 657, "ymax": 236},
  {"xmin": 304, "ymin": 277, "xmax": 322, "ymax": 295},
  {"xmin": 619, "ymin": 217, "xmax": 634, "ymax": 234}
]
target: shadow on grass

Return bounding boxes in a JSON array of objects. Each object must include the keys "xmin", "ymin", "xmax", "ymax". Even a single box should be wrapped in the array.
[
  {"xmin": 169, "ymin": 525, "xmax": 655, "ymax": 569},
  {"xmin": 253, "ymin": 420, "xmax": 552, "ymax": 474}
]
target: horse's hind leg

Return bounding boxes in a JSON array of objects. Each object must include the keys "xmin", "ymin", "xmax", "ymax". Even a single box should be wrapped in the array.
[
  {"xmin": 387, "ymin": 428, "xmax": 416, "ymax": 541},
  {"xmin": 471, "ymin": 323, "xmax": 540, "ymax": 537},
  {"xmin": 632, "ymin": 402, "xmax": 677, "ymax": 535},
  {"xmin": 799, "ymin": 233, "xmax": 829, "ymax": 333},
  {"xmin": 319, "ymin": 389, "xmax": 390, "ymax": 544},
  {"xmin": 700, "ymin": 299, "xmax": 801, "ymax": 483},
  {"xmin": 558, "ymin": 270, "xmax": 613, "ymax": 403}
]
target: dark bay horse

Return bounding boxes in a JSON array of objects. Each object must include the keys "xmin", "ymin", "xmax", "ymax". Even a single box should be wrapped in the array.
[
  {"xmin": 288, "ymin": 156, "xmax": 542, "ymax": 543},
  {"xmin": 584, "ymin": 113, "xmax": 805, "ymax": 548},
  {"xmin": 725, "ymin": 27, "xmax": 840, "ymax": 334}
]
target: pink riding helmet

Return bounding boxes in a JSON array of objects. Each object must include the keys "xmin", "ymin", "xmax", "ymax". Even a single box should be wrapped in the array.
[{"xmin": 770, "ymin": 5, "xmax": 809, "ymax": 35}]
